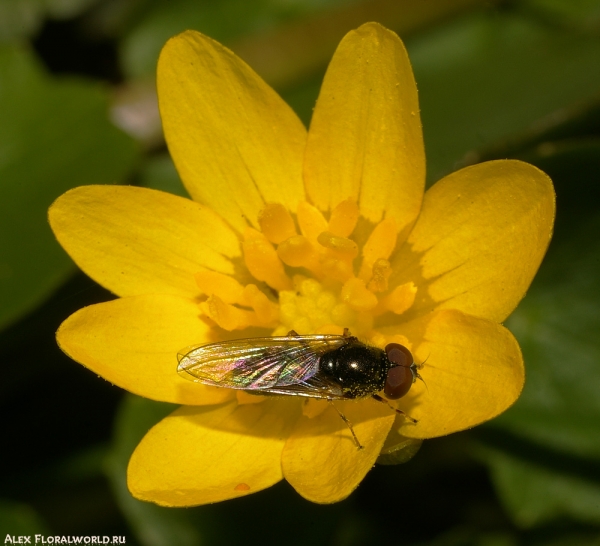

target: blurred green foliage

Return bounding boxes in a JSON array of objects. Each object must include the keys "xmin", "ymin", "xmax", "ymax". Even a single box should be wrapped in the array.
[
  {"xmin": 1, "ymin": 0, "xmax": 600, "ymax": 544},
  {"xmin": 118, "ymin": 0, "xmax": 359, "ymax": 79},
  {"xmin": 0, "ymin": 45, "xmax": 138, "ymax": 329}
]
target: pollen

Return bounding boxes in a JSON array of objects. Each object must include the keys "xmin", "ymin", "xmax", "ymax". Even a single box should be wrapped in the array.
[{"xmin": 195, "ymin": 200, "xmax": 417, "ymax": 339}]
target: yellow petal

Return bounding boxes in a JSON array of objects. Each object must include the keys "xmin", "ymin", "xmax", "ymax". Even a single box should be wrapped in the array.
[
  {"xmin": 158, "ymin": 30, "xmax": 307, "ymax": 233},
  {"xmin": 380, "ymin": 309, "xmax": 524, "ymax": 439},
  {"xmin": 49, "ymin": 185, "xmax": 240, "ymax": 298},
  {"xmin": 128, "ymin": 399, "xmax": 300, "ymax": 506},
  {"xmin": 57, "ymin": 294, "xmax": 234, "ymax": 406},
  {"xmin": 304, "ymin": 23, "xmax": 424, "ymax": 233},
  {"xmin": 392, "ymin": 160, "xmax": 555, "ymax": 322},
  {"xmin": 282, "ymin": 399, "xmax": 394, "ymax": 503}
]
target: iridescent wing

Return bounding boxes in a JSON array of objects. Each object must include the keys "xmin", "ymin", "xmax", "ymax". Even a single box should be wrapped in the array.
[{"xmin": 177, "ymin": 334, "xmax": 348, "ymax": 398}]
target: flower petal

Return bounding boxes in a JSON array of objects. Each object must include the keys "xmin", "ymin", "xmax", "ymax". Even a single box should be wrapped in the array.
[
  {"xmin": 282, "ymin": 399, "xmax": 394, "ymax": 503},
  {"xmin": 49, "ymin": 185, "xmax": 240, "ymax": 298},
  {"xmin": 158, "ymin": 30, "xmax": 307, "ymax": 233},
  {"xmin": 391, "ymin": 160, "xmax": 555, "ymax": 322},
  {"xmin": 128, "ymin": 399, "xmax": 300, "ymax": 506},
  {"xmin": 304, "ymin": 23, "xmax": 425, "ymax": 234},
  {"xmin": 57, "ymin": 294, "xmax": 234, "ymax": 406},
  {"xmin": 381, "ymin": 309, "xmax": 524, "ymax": 439}
]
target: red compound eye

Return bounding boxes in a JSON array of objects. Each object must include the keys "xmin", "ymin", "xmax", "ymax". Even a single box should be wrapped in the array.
[
  {"xmin": 385, "ymin": 343, "xmax": 413, "ymax": 368},
  {"xmin": 384, "ymin": 343, "xmax": 415, "ymax": 399}
]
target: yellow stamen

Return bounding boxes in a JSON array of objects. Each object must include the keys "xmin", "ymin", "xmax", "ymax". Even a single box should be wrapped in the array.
[
  {"xmin": 387, "ymin": 334, "xmax": 412, "ymax": 352},
  {"xmin": 200, "ymin": 295, "xmax": 255, "ymax": 331},
  {"xmin": 321, "ymin": 256, "xmax": 354, "ymax": 283},
  {"xmin": 316, "ymin": 290, "xmax": 336, "ymax": 311},
  {"xmin": 243, "ymin": 227, "xmax": 292, "ymax": 291},
  {"xmin": 359, "ymin": 217, "xmax": 398, "ymax": 280},
  {"xmin": 195, "ymin": 270, "xmax": 244, "ymax": 303},
  {"xmin": 368, "ymin": 331, "xmax": 387, "ymax": 349},
  {"xmin": 283, "ymin": 278, "xmax": 327, "ymax": 331},
  {"xmin": 277, "ymin": 235, "xmax": 320, "ymax": 271},
  {"xmin": 241, "ymin": 284, "xmax": 279, "ymax": 325},
  {"xmin": 290, "ymin": 316, "xmax": 313, "ymax": 335},
  {"xmin": 278, "ymin": 291, "xmax": 298, "ymax": 329},
  {"xmin": 258, "ymin": 203, "xmax": 296, "ymax": 244},
  {"xmin": 328, "ymin": 199, "xmax": 359, "ymax": 237},
  {"xmin": 367, "ymin": 258, "xmax": 392, "ymax": 292},
  {"xmin": 341, "ymin": 277, "xmax": 378, "ymax": 311},
  {"xmin": 241, "ymin": 201, "xmax": 417, "ymax": 342},
  {"xmin": 297, "ymin": 277, "xmax": 322, "ymax": 298},
  {"xmin": 297, "ymin": 201, "xmax": 328, "ymax": 242},
  {"xmin": 317, "ymin": 231, "xmax": 358, "ymax": 259},
  {"xmin": 331, "ymin": 302, "xmax": 357, "ymax": 326},
  {"xmin": 314, "ymin": 324, "xmax": 344, "ymax": 335},
  {"xmin": 379, "ymin": 282, "xmax": 417, "ymax": 315}
]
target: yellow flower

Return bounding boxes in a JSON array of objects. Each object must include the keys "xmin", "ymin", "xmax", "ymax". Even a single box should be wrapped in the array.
[{"xmin": 49, "ymin": 23, "xmax": 555, "ymax": 505}]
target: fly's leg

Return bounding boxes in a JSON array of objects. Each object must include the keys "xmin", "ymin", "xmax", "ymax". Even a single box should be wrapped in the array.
[
  {"xmin": 372, "ymin": 394, "xmax": 418, "ymax": 424},
  {"xmin": 328, "ymin": 400, "xmax": 363, "ymax": 450}
]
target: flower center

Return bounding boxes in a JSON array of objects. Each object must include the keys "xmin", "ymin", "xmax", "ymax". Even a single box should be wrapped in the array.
[{"xmin": 196, "ymin": 199, "xmax": 417, "ymax": 345}]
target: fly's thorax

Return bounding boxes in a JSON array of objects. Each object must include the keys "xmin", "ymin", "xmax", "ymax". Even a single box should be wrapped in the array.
[{"xmin": 318, "ymin": 341, "xmax": 390, "ymax": 399}]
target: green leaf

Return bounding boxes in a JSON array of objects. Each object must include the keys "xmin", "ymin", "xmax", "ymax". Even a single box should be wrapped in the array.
[
  {"xmin": 119, "ymin": 0, "xmax": 359, "ymax": 79},
  {"xmin": 0, "ymin": 498, "xmax": 49, "ymax": 535},
  {"xmin": 0, "ymin": 0, "xmax": 100, "ymax": 43},
  {"xmin": 474, "ymin": 139, "xmax": 600, "ymax": 528},
  {"xmin": 0, "ymin": 0, "xmax": 44, "ymax": 43},
  {"xmin": 139, "ymin": 154, "xmax": 189, "ymax": 198},
  {"xmin": 495, "ymin": 159, "xmax": 600, "ymax": 456},
  {"xmin": 525, "ymin": 0, "xmax": 600, "ymax": 30},
  {"xmin": 105, "ymin": 395, "xmax": 205, "ymax": 546},
  {"xmin": 406, "ymin": 7, "xmax": 600, "ymax": 182},
  {"xmin": 423, "ymin": 526, "xmax": 518, "ymax": 546},
  {"xmin": 0, "ymin": 45, "xmax": 138, "ymax": 330},
  {"xmin": 43, "ymin": 0, "xmax": 99, "ymax": 19},
  {"xmin": 476, "ymin": 443, "xmax": 600, "ymax": 528}
]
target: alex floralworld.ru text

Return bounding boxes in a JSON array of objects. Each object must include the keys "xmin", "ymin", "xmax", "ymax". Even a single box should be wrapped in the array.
[{"xmin": 4, "ymin": 536, "xmax": 126, "ymax": 545}]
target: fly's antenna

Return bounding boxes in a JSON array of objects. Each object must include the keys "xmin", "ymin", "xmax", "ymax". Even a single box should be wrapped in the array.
[
  {"xmin": 416, "ymin": 371, "xmax": 428, "ymax": 392},
  {"xmin": 414, "ymin": 353, "xmax": 430, "ymax": 393}
]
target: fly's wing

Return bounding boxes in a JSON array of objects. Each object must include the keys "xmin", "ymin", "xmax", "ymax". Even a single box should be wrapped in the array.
[
  {"xmin": 254, "ymin": 373, "xmax": 346, "ymax": 399},
  {"xmin": 177, "ymin": 335, "xmax": 347, "ymax": 394}
]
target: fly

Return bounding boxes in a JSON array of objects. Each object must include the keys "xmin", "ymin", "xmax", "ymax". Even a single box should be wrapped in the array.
[{"xmin": 177, "ymin": 329, "xmax": 423, "ymax": 449}]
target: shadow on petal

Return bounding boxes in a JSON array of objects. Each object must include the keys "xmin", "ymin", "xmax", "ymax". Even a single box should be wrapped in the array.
[
  {"xmin": 128, "ymin": 398, "xmax": 300, "ymax": 506},
  {"xmin": 282, "ymin": 398, "xmax": 395, "ymax": 503},
  {"xmin": 380, "ymin": 309, "xmax": 524, "ymax": 439},
  {"xmin": 387, "ymin": 160, "xmax": 555, "ymax": 323}
]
